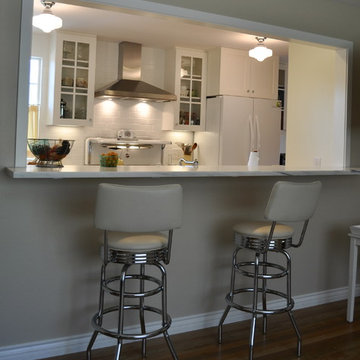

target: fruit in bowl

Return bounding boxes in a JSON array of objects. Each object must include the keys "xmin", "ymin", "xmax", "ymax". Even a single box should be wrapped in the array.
[{"xmin": 27, "ymin": 138, "xmax": 74, "ymax": 167}]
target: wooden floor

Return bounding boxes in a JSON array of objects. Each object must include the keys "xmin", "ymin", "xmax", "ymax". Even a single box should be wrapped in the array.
[{"xmin": 43, "ymin": 299, "xmax": 360, "ymax": 360}]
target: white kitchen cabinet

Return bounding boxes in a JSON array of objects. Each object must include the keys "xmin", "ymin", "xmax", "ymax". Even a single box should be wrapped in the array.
[
  {"xmin": 47, "ymin": 32, "xmax": 96, "ymax": 126},
  {"xmin": 165, "ymin": 48, "xmax": 207, "ymax": 131},
  {"xmin": 207, "ymin": 47, "xmax": 279, "ymax": 100}
]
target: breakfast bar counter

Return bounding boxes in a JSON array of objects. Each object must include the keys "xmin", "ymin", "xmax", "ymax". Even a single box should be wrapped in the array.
[{"xmin": 7, "ymin": 165, "xmax": 359, "ymax": 179}]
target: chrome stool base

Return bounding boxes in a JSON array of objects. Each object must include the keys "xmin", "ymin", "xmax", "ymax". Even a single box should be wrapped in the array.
[
  {"xmin": 218, "ymin": 248, "xmax": 301, "ymax": 360},
  {"xmin": 87, "ymin": 257, "xmax": 178, "ymax": 360}
]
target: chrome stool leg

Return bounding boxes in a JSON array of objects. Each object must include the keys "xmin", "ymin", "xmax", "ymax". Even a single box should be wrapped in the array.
[
  {"xmin": 289, "ymin": 311, "xmax": 302, "ymax": 357},
  {"xmin": 114, "ymin": 264, "xmax": 128, "ymax": 360},
  {"xmin": 249, "ymin": 252, "xmax": 260, "ymax": 360},
  {"xmin": 262, "ymin": 252, "xmax": 268, "ymax": 335},
  {"xmin": 87, "ymin": 263, "xmax": 107, "ymax": 360},
  {"xmin": 218, "ymin": 248, "xmax": 240, "ymax": 344},
  {"xmin": 163, "ymin": 330, "xmax": 178, "ymax": 359},
  {"xmin": 159, "ymin": 262, "xmax": 178, "ymax": 360},
  {"xmin": 86, "ymin": 331, "xmax": 98, "ymax": 360},
  {"xmin": 139, "ymin": 264, "xmax": 147, "ymax": 358},
  {"xmin": 115, "ymin": 339, "xmax": 122, "ymax": 360},
  {"xmin": 284, "ymin": 250, "xmax": 302, "ymax": 356},
  {"xmin": 218, "ymin": 306, "xmax": 231, "ymax": 344}
]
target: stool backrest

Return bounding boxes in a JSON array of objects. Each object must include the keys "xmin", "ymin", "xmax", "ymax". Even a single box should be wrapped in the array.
[
  {"xmin": 264, "ymin": 181, "xmax": 322, "ymax": 222},
  {"xmin": 95, "ymin": 183, "xmax": 183, "ymax": 232}
]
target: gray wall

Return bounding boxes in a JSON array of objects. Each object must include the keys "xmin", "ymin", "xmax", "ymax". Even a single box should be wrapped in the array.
[{"xmin": 1, "ymin": 0, "xmax": 360, "ymax": 348}]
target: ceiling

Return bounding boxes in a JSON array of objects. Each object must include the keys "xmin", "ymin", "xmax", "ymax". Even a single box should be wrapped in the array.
[{"xmin": 32, "ymin": 0, "xmax": 289, "ymax": 59}]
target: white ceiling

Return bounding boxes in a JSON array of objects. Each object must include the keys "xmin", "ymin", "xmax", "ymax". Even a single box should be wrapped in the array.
[{"xmin": 33, "ymin": 0, "xmax": 289, "ymax": 58}]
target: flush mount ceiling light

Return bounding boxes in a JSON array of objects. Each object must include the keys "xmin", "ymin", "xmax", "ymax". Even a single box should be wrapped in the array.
[
  {"xmin": 32, "ymin": 0, "xmax": 63, "ymax": 33},
  {"xmin": 249, "ymin": 36, "xmax": 273, "ymax": 62}
]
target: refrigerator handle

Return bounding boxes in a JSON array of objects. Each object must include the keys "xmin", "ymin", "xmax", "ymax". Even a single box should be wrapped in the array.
[
  {"xmin": 249, "ymin": 114, "xmax": 255, "ymax": 152},
  {"xmin": 255, "ymin": 115, "xmax": 261, "ymax": 151}
]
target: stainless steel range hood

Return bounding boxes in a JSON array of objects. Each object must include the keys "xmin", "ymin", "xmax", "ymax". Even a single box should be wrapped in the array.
[{"xmin": 95, "ymin": 42, "xmax": 176, "ymax": 102}]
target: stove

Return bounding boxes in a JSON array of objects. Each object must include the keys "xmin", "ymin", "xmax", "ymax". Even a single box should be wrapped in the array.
[{"xmin": 85, "ymin": 137, "xmax": 171, "ymax": 165}]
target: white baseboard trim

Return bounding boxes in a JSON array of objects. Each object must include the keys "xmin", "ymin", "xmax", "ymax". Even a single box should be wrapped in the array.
[{"xmin": 1, "ymin": 285, "xmax": 358, "ymax": 360}]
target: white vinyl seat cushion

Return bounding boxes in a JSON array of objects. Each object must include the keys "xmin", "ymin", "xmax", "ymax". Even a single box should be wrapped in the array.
[
  {"xmin": 104, "ymin": 231, "xmax": 168, "ymax": 252},
  {"xmin": 233, "ymin": 221, "xmax": 294, "ymax": 239}
]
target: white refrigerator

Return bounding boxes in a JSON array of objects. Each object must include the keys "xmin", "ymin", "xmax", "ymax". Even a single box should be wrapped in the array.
[{"xmin": 194, "ymin": 96, "xmax": 281, "ymax": 166}]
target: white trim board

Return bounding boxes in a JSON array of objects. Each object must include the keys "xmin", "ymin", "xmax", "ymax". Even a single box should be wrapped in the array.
[{"xmin": 1, "ymin": 285, "xmax": 359, "ymax": 360}]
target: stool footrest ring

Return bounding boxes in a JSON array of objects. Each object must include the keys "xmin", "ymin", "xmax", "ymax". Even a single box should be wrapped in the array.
[
  {"xmin": 103, "ymin": 273, "xmax": 163, "ymax": 297},
  {"xmin": 235, "ymin": 261, "xmax": 288, "ymax": 279},
  {"xmin": 91, "ymin": 304, "xmax": 172, "ymax": 340},
  {"xmin": 225, "ymin": 287, "xmax": 294, "ymax": 315}
]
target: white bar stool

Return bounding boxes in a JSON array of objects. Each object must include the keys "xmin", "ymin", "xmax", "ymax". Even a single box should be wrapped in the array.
[
  {"xmin": 218, "ymin": 181, "xmax": 322, "ymax": 360},
  {"xmin": 86, "ymin": 183, "xmax": 183, "ymax": 360},
  {"xmin": 347, "ymin": 225, "xmax": 360, "ymax": 322}
]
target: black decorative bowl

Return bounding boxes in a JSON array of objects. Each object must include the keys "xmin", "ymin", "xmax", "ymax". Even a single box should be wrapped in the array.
[{"xmin": 27, "ymin": 138, "xmax": 74, "ymax": 168}]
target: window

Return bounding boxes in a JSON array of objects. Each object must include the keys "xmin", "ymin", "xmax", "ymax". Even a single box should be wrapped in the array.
[
  {"xmin": 28, "ymin": 57, "xmax": 42, "ymax": 143},
  {"xmin": 29, "ymin": 57, "xmax": 42, "ymax": 105},
  {"xmin": 16, "ymin": 1, "xmax": 351, "ymax": 168}
]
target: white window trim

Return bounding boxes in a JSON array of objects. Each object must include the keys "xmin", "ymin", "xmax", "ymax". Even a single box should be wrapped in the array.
[{"xmin": 29, "ymin": 56, "xmax": 42, "ymax": 106}]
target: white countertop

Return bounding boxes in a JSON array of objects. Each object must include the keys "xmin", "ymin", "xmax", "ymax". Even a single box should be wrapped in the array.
[{"xmin": 6, "ymin": 165, "xmax": 358, "ymax": 179}]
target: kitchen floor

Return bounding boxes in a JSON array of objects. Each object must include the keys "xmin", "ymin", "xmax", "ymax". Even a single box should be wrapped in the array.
[{"xmin": 42, "ymin": 299, "xmax": 360, "ymax": 360}]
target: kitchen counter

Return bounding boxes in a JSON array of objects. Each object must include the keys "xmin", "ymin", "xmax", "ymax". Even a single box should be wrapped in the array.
[{"xmin": 6, "ymin": 165, "xmax": 359, "ymax": 179}]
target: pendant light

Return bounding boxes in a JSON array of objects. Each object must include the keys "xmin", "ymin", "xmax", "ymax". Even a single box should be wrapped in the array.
[
  {"xmin": 32, "ymin": 0, "xmax": 63, "ymax": 33},
  {"xmin": 249, "ymin": 36, "xmax": 273, "ymax": 62}
]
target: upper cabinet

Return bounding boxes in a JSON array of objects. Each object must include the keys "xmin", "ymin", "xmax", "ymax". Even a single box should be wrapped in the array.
[
  {"xmin": 47, "ymin": 32, "xmax": 96, "ymax": 126},
  {"xmin": 165, "ymin": 48, "xmax": 207, "ymax": 131},
  {"xmin": 207, "ymin": 47, "xmax": 279, "ymax": 100}
]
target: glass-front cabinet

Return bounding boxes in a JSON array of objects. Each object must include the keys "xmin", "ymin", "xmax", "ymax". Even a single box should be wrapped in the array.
[
  {"xmin": 165, "ymin": 48, "xmax": 207, "ymax": 131},
  {"xmin": 48, "ymin": 32, "xmax": 96, "ymax": 126}
]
